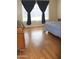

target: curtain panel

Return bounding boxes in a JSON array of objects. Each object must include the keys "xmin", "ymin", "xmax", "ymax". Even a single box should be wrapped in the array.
[
  {"xmin": 22, "ymin": 0, "xmax": 36, "ymax": 25},
  {"xmin": 37, "ymin": 1, "xmax": 49, "ymax": 24},
  {"xmin": 22, "ymin": 0, "xmax": 49, "ymax": 25}
]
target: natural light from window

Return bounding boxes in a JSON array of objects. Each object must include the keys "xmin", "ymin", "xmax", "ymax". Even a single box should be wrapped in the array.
[{"xmin": 22, "ymin": 3, "xmax": 49, "ymax": 22}]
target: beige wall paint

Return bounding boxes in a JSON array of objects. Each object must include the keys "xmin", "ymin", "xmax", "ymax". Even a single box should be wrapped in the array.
[
  {"xmin": 49, "ymin": 0, "xmax": 61, "ymax": 21},
  {"xmin": 49, "ymin": 0, "xmax": 58, "ymax": 21},
  {"xmin": 17, "ymin": 0, "xmax": 22, "ymax": 21},
  {"xmin": 57, "ymin": 0, "xmax": 61, "ymax": 19}
]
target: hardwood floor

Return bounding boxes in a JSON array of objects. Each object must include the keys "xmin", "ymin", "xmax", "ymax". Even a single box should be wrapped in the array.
[{"xmin": 17, "ymin": 27, "xmax": 61, "ymax": 59}]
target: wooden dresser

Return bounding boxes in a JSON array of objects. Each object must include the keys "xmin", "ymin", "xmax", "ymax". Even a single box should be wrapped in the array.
[{"xmin": 17, "ymin": 21, "xmax": 25, "ymax": 49}]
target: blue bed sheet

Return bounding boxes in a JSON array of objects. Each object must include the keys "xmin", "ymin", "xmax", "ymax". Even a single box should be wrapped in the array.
[{"xmin": 44, "ymin": 21, "xmax": 61, "ymax": 37}]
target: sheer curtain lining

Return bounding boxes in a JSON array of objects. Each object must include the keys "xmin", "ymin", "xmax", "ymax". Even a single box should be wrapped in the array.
[{"xmin": 22, "ymin": 0, "xmax": 49, "ymax": 25}]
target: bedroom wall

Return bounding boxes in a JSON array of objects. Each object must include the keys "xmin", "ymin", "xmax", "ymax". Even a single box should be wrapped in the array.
[
  {"xmin": 17, "ymin": 0, "xmax": 22, "ymax": 21},
  {"xmin": 57, "ymin": 0, "xmax": 61, "ymax": 19},
  {"xmin": 49, "ymin": 0, "xmax": 58, "ymax": 21},
  {"xmin": 49, "ymin": 0, "xmax": 61, "ymax": 21}
]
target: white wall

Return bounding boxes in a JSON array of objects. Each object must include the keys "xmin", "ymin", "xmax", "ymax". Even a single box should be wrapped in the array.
[{"xmin": 17, "ymin": 0, "xmax": 22, "ymax": 21}]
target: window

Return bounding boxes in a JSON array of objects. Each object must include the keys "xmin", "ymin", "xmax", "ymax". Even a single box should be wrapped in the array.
[{"xmin": 22, "ymin": 3, "xmax": 49, "ymax": 22}]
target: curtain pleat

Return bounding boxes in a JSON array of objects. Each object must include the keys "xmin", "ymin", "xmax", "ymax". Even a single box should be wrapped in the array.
[
  {"xmin": 37, "ymin": 1, "xmax": 49, "ymax": 24},
  {"xmin": 22, "ymin": 0, "xmax": 35, "ymax": 25}
]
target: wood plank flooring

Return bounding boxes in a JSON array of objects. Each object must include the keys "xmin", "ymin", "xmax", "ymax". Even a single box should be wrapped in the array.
[{"xmin": 17, "ymin": 27, "xmax": 61, "ymax": 59}]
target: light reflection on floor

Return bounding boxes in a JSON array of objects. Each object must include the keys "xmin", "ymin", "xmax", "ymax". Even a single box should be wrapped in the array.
[
  {"xmin": 24, "ymin": 32, "xmax": 30, "ymax": 48},
  {"xmin": 31, "ymin": 30, "xmax": 44, "ymax": 47},
  {"xmin": 24, "ymin": 28, "xmax": 44, "ymax": 48}
]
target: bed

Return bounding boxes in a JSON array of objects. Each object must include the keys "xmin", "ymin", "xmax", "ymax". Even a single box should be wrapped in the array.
[{"xmin": 44, "ymin": 21, "xmax": 61, "ymax": 38}]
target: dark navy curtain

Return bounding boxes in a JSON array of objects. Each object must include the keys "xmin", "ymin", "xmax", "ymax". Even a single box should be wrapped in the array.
[
  {"xmin": 22, "ymin": 0, "xmax": 35, "ymax": 25},
  {"xmin": 37, "ymin": 1, "xmax": 49, "ymax": 24}
]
